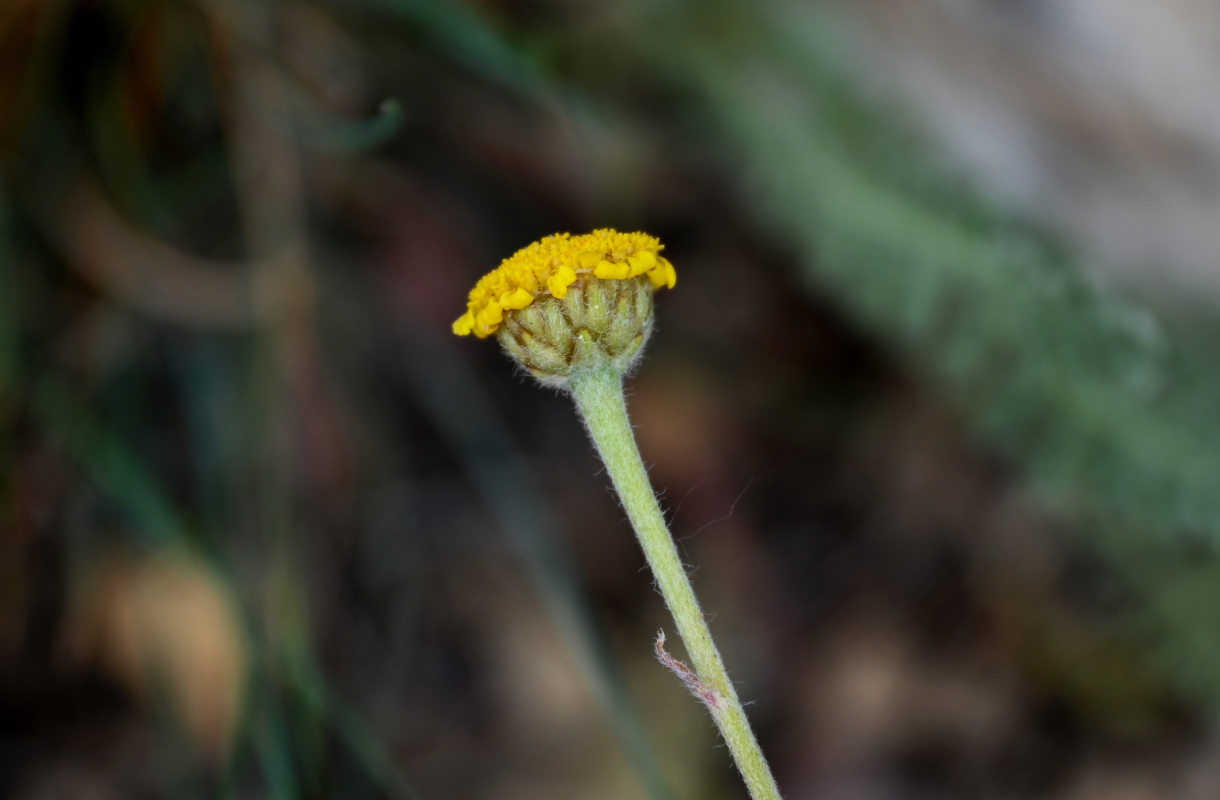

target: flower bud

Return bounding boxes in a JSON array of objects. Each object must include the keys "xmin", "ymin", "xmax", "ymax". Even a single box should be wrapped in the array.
[
  {"xmin": 497, "ymin": 275, "xmax": 655, "ymax": 387},
  {"xmin": 453, "ymin": 229, "xmax": 676, "ymax": 387}
]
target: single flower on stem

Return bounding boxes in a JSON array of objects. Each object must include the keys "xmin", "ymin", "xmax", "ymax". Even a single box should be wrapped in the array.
[{"xmin": 454, "ymin": 229, "xmax": 782, "ymax": 800}]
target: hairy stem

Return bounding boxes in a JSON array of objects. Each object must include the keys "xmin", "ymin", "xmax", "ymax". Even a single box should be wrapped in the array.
[{"xmin": 570, "ymin": 368, "xmax": 782, "ymax": 800}]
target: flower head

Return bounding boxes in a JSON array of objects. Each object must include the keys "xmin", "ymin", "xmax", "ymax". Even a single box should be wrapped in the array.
[
  {"xmin": 452, "ymin": 229, "xmax": 676, "ymax": 339},
  {"xmin": 453, "ymin": 229, "xmax": 677, "ymax": 387}
]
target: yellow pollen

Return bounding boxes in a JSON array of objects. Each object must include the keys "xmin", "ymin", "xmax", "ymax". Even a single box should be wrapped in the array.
[{"xmin": 452, "ymin": 229, "xmax": 676, "ymax": 338}]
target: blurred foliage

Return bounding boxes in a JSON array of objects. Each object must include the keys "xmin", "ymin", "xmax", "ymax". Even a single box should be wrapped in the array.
[
  {"xmin": 605, "ymin": 0, "xmax": 1220, "ymax": 705},
  {"xmin": 4, "ymin": 0, "xmax": 1220, "ymax": 797}
]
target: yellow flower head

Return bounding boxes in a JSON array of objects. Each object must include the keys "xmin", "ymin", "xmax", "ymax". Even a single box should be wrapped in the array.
[{"xmin": 452, "ymin": 229, "xmax": 677, "ymax": 339}]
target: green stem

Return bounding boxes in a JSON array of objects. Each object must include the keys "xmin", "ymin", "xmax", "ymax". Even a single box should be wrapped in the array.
[{"xmin": 570, "ymin": 368, "xmax": 782, "ymax": 800}]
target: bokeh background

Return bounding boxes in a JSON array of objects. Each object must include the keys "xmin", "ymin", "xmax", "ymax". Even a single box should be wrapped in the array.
[{"xmin": 4, "ymin": 0, "xmax": 1220, "ymax": 798}]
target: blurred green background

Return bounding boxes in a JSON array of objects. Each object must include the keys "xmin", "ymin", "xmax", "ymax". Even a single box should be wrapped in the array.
[{"xmin": 5, "ymin": 0, "xmax": 1220, "ymax": 797}]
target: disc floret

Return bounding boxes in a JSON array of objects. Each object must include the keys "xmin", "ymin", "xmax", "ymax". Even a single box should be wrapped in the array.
[{"xmin": 452, "ymin": 229, "xmax": 677, "ymax": 386}]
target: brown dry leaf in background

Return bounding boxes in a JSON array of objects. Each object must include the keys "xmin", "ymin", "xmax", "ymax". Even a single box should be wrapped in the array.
[{"xmin": 62, "ymin": 551, "xmax": 247, "ymax": 761}]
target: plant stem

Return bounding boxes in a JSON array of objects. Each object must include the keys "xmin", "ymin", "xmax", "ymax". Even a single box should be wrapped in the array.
[{"xmin": 570, "ymin": 368, "xmax": 782, "ymax": 800}]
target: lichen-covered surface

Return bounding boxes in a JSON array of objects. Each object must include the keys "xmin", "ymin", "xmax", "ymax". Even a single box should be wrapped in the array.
[{"xmin": 3, "ymin": 1, "xmax": 1220, "ymax": 798}]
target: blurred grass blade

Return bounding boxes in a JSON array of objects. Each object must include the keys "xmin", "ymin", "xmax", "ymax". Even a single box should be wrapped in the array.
[
  {"xmin": 353, "ymin": 0, "xmax": 549, "ymax": 96},
  {"xmin": 34, "ymin": 377, "xmax": 188, "ymax": 548},
  {"xmin": 256, "ymin": 700, "xmax": 302, "ymax": 800},
  {"xmin": 290, "ymin": 98, "xmax": 406, "ymax": 154},
  {"xmin": 394, "ymin": 319, "xmax": 676, "ymax": 800},
  {"xmin": 0, "ymin": 196, "xmax": 16, "ymax": 400},
  {"xmin": 285, "ymin": 642, "xmax": 427, "ymax": 800}
]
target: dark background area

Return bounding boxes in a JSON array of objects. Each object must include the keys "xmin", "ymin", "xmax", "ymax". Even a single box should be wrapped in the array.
[{"xmin": 4, "ymin": 1, "xmax": 1220, "ymax": 798}]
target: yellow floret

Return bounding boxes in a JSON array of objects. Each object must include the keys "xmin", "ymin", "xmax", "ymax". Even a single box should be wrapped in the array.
[
  {"xmin": 648, "ymin": 257, "xmax": 677, "ymax": 289},
  {"xmin": 453, "ymin": 229, "xmax": 675, "ymax": 338},
  {"xmin": 500, "ymin": 287, "xmax": 533, "ymax": 310},
  {"xmin": 547, "ymin": 265, "xmax": 578, "ymax": 299},
  {"xmin": 627, "ymin": 250, "xmax": 656, "ymax": 276},
  {"xmin": 452, "ymin": 312, "xmax": 474, "ymax": 336},
  {"xmin": 594, "ymin": 260, "xmax": 631, "ymax": 280}
]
